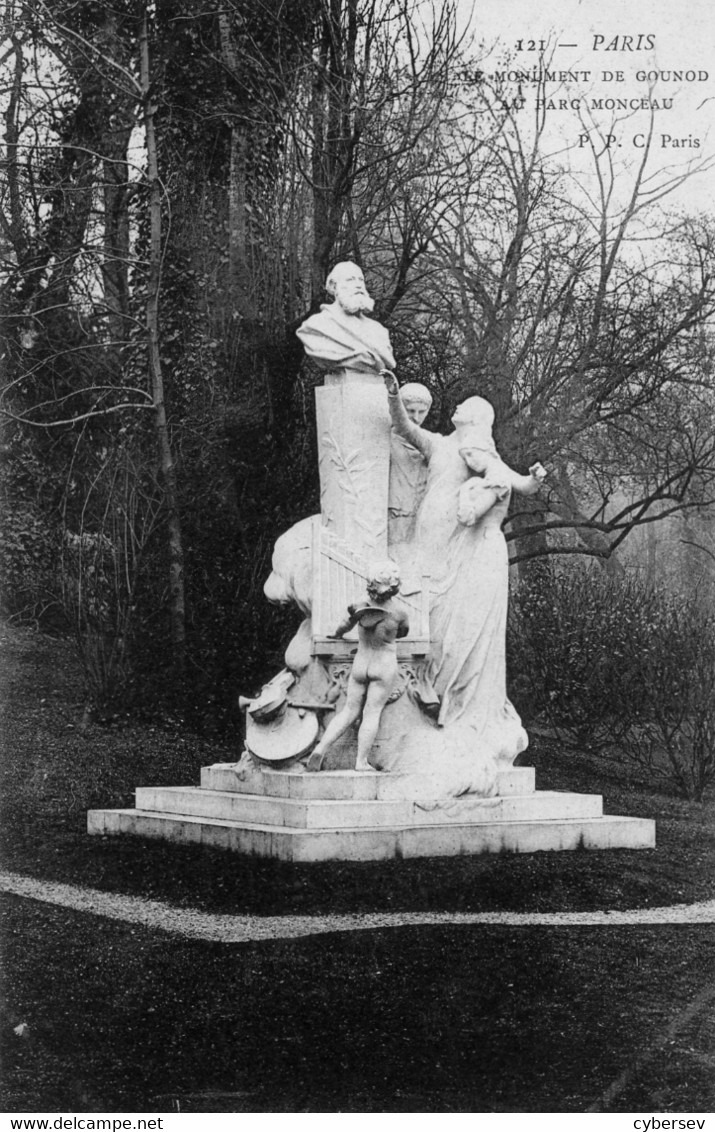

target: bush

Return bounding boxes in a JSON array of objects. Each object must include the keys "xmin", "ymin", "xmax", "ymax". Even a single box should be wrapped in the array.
[
  {"xmin": 0, "ymin": 436, "xmax": 63, "ymax": 624},
  {"xmin": 633, "ymin": 596, "xmax": 715, "ymax": 800},
  {"xmin": 509, "ymin": 564, "xmax": 715, "ymax": 800},
  {"xmin": 58, "ymin": 443, "xmax": 163, "ymax": 719}
]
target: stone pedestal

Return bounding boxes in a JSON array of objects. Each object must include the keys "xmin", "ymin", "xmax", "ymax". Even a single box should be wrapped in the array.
[
  {"xmin": 316, "ymin": 373, "xmax": 391, "ymax": 560},
  {"xmin": 88, "ymin": 763, "xmax": 655, "ymax": 862},
  {"xmin": 311, "ymin": 372, "xmax": 429, "ymax": 654}
]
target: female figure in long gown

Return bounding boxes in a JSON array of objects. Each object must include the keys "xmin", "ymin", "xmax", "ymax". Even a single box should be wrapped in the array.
[
  {"xmin": 383, "ymin": 373, "xmax": 546, "ymax": 765},
  {"xmin": 430, "ymin": 425, "xmax": 546, "ymax": 760},
  {"xmin": 383, "ymin": 373, "xmax": 499, "ymax": 590}
]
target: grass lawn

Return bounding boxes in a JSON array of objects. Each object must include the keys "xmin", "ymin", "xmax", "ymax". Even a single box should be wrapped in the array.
[
  {"xmin": 3, "ymin": 900, "xmax": 715, "ymax": 1113},
  {"xmin": 2, "ymin": 623, "xmax": 715, "ymax": 1112}
]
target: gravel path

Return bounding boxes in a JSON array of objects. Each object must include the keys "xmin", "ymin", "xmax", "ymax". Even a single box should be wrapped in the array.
[{"xmin": 2, "ymin": 871, "xmax": 715, "ymax": 941}]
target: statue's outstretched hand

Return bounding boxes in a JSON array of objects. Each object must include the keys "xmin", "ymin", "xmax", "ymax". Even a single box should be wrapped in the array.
[
  {"xmin": 381, "ymin": 370, "xmax": 399, "ymax": 397},
  {"xmin": 529, "ymin": 462, "xmax": 547, "ymax": 485}
]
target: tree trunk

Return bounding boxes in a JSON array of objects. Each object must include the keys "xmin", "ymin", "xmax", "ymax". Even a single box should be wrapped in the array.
[
  {"xmin": 102, "ymin": 130, "xmax": 132, "ymax": 343},
  {"xmin": 140, "ymin": 7, "xmax": 186, "ymax": 674},
  {"xmin": 218, "ymin": 11, "xmax": 253, "ymax": 316}
]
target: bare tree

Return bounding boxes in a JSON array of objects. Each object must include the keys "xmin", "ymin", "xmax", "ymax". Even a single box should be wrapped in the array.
[
  {"xmin": 425, "ymin": 63, "xmax": 715, "ymax": 564},
  {"xmin": 0, "ymin": 0, "xmax": 187, "ymax": 674}
]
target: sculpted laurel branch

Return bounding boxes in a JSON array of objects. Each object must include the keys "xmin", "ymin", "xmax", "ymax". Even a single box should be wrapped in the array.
[{"xmin": 322, "ymin": 434, "xmax": 370, "ymax": 502}]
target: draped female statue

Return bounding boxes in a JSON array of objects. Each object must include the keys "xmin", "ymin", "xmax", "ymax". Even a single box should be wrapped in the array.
[{"xmin": 384, "ymin": 373, "xmax": 546, "ymax": 765}]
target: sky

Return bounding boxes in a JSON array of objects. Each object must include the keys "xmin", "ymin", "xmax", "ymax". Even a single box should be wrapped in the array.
[{"xmin": 451, "ymin": 0, "xmax": 715, "ymax": 215}]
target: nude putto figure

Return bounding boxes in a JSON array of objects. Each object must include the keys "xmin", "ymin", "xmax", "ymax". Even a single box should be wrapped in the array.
[{"xmin": 309, "ymin": 560, "xmax": 409, "ymax": 771}]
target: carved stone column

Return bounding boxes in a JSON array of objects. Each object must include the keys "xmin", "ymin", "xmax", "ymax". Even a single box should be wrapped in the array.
[{"xmin": 315, "ymin": 370, "xmax": 391, "ymax": 561}]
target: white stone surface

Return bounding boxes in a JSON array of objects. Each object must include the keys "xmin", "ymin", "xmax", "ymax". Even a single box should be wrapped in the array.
[
  {"xmin": 315, "ymin": 380, "xmax": 391, "ymax": 561},
  {"xmin": 135, "ymin": 786, "xmax": 410, "ymax": 829},
  {"xmin": 200, "ymin": 763, "xmax": 536, "ymax": 799},
  {"xmin": 88, "ymin": 763, "xmax": 655, "ymax": 860},
  {"xmin": 134, "ymin": 784, "xmax": 602, "ymax": 829},
  {"xmin": 88, "ymin": 807, "xmax": 655, "ymax": 861},
  {"xmin": 89, "ymin": 759, "xmax": 655, "ymax": 861}
]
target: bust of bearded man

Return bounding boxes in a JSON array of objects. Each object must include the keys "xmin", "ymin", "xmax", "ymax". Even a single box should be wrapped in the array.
[{"xmin": 296, "ymin": 262, "xmax": 396, "ymax": 377}]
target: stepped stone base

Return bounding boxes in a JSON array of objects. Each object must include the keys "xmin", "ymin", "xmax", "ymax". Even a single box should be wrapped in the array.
[{"xmin": 87, "ymin": 763, "xmax": 655, "ymax": 862}]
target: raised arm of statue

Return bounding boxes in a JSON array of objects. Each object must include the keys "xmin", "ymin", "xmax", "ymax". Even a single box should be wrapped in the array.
[
  {"xmin": 382, "ymin": 371, "xmax": 435, "ymax": 460},
  {"xmin": 459, "ymin": 440, "xmax": 547, "ymax": 501},
  {"xmin": 508, "ymin": 461, "xmax": 547, "ymax": 497}
]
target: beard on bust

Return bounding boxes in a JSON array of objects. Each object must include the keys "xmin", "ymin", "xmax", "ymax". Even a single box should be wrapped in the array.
[{"xmin": 334, "ymin": 284, "xmax": 375, "ymax": 316}]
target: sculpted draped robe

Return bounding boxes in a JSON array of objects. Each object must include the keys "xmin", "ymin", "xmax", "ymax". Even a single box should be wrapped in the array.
[
  {"xmin": 296, "ymin": 304, "xmax": 396, "ymax": 375},
  {"xmin": 388, "ymin": 432, "xmax": 429, "ymax": 560}
]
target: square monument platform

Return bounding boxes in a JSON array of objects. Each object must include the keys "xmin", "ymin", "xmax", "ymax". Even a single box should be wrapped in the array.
[{"xmin": 88, "ymin": 763, "xmax": 655, "ymax": 862}]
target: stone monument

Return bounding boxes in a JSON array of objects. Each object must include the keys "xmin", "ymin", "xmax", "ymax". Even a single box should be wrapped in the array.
[{"xmin": 88, "ymin": 262, "xmax": 655, "ymax": 859}]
